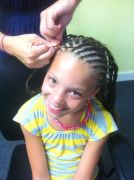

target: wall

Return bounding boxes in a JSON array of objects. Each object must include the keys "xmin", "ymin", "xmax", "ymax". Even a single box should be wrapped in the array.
[{"xmin": 67, "ymin": 0, "xmax": 134, "ymax": 80}]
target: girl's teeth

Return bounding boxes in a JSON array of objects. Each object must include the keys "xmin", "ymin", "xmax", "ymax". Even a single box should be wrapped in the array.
[{"xmin": 50, "ymin": 102, "xmax": 62, "ymax": 111}]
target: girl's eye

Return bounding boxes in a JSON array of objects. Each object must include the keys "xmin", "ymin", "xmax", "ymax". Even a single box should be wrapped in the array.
[
  {"xmin": 68, "ymin": 90, "xmax": 82, "ymax": 98},
  {"xmin": 49, "ymin": 78, "xmax": 57, "ymax": 84}
]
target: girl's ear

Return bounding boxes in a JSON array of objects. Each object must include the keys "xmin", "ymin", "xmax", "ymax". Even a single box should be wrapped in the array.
[
  {"xmin": 93, "ymin": 87, "xmax": 101, "ymax": 96},
  {"xmin": 89, "ymin": 87, "xmax": 101, "ymax": 99}
]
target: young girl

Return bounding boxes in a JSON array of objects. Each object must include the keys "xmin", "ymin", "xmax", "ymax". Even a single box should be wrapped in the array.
[{"xmin": 13, "ymin": 35, "xmax": 118, "ymax": 180}]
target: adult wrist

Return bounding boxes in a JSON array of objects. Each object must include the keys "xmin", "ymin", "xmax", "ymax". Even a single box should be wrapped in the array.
[
  {"xmin": 0, "ymin": 32, "xmax": 6, "ymax": 51},
  {"xmin": 0, "ymin": 34, "xmax": 15, "ymax": 56}
]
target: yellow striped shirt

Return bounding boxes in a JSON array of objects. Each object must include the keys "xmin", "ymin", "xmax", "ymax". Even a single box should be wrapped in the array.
[{"xmin": 13, "ymin": 93, "xmax": 118, "ymax": 180}]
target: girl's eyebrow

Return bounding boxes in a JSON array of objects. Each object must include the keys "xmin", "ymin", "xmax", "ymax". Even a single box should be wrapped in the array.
[
  {"xmin": 70, "ymin": 88, "xmax": 84, "ymax": 94},
  {"xmin": 48, "ymin": 71, "xmax": 56, "ymax": 77},
  {"xmin": 48, "ymin": 72, "xmax": 58, "ymax": 81},
  {"xmin": 48, "ymin": 72, "xmax": 84, "ymax": 92}
]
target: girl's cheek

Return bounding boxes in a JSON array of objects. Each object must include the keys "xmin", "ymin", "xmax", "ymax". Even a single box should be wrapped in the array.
[
  {"xmin": 41, "ymin": 82, "xmax": 47, "ymax": 94},
  {"xmin": 41, "ymin": 83, "xmax": 52, "ymax": 95},
  {"xmin": 41, "ymin": 78, "xmax": 46, "ymax": 91}
]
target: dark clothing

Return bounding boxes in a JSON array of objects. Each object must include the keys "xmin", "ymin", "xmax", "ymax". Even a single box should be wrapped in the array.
[{"xmin": 0, "ymin": 0, "xmax": 56, "ymax": 140}]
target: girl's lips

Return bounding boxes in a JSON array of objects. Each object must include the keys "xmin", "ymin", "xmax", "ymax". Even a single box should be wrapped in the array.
[{"xmin": 47, "ymin": 101, "xmax": 63, "ymax": 114}]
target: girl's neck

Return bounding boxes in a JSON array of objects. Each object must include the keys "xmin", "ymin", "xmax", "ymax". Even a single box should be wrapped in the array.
[
  {"xmin": 59, "ymin": 110, "xmax": 84, "ymax": 125},
  {"xmin": 47, "ymin": 110, "xmax": 84, "ymax": 131}
]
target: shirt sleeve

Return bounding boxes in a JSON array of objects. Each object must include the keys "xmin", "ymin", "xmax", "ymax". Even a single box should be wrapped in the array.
[
  {"xmin": 88, "ymin": 99, "xmax": 118, "ymax": 142},
  {"xmin": 13, "ymin": 95, "xmax": 41, "ymax": 136}
]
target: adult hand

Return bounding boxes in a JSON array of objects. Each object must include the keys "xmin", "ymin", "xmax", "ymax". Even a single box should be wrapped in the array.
[
  {"xmin": 3, "ymin": 34, "xmax": 58, "ymax": 68},
  {"xmin": 40, "ymin": 0, "xmax": 80, "ymax": 42}
]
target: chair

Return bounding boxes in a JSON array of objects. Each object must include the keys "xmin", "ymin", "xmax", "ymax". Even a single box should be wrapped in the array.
[{"xmin": 107, "ymin": 132, "xmax": 134, "ymax": 180}]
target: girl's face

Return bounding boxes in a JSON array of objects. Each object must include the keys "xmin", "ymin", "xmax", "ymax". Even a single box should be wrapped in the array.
[{"xmin": 42, "ymin": 51, "xmax": 99, "ymax": 120}]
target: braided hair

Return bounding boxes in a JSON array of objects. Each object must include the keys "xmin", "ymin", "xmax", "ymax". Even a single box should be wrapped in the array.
[
  {"xmin": 59, "ymin": 35, "xmax": 118, "ymax": 114},
  {"xmin": 27, "ymin": 35, "xmax": 118, "ymax": 116}
]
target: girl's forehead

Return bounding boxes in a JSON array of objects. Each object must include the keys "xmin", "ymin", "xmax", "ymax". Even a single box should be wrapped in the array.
[
  {"xmin": 54, "ymin": 50, "xmax": 75, "ymax": 61},
  {"xmin": 51, "ymin": 51, "xmax": 85, "ymax": 71},
  {"xmin": 48, "ymin": 51, "xmax": 98, "ymax": 90},
  {"xmin": 51, "ymin": 51, "xmax": 94, "ymax": 75},
  {"xmin": 53, "ymin": 50, "xmax": 88, "ymax": 66}
]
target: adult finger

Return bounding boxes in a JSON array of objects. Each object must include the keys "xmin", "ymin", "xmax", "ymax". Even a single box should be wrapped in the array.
[
  {"xmin": 44, "ymin": 13, "xmax": 62, "ymax": 40},
  {"xmin": 31, "ymin": 43, "xmax": 49, "ymax": 58},
  {"xmin": 37, "ymin": 46, "xmax": 56, "ymax": 63}
]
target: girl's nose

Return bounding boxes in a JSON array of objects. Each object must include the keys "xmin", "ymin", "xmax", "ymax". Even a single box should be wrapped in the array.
[{"xmin": 53, "ymin": 90, "xmax": 65, "ymax": 106}]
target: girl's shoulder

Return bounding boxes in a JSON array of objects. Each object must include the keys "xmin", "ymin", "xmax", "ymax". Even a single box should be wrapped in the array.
[
  {"xmin": 90, "ymin": 97, "xmax": 113, "ymax": 119},
  {"xmin": 13, "ymin": 94, "xmax": 47, "ymax": 136},
  {"xmin": 86, "ymin": 97, "xmax": 118, "ymax": 141},
  {"xmin": 20, "ymin": 93, "xmax": 44, "ymax": 111},
  {"xmin": 15, "ymin": 93, "xmax": 45, "ymax": 118}
]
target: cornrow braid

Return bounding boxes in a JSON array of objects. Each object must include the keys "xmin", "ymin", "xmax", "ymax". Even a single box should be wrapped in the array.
[{"xmin": 60, "ymin": 35, "xmax": 118, "ymax": 114}]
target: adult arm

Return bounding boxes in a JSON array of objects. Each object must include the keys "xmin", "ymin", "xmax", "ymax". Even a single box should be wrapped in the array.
[
  {"xmin": 0, "ymin": 32, "xmax": 58, "ymax": 68},
  {"xmin": 40, "ymin": 0, "xmax": 81, "ymax": 42},
  {"xmin": 21, "ymin": 125, "xmax": 50, "ymax": 180},
  {"xmin": 73, "ymin": 136, "xmax": 108, "ymax": 180}
]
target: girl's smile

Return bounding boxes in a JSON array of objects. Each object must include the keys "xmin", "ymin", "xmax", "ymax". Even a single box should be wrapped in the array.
[{"xmin": 46, "ymin": 99, "xmax": 67, "ymax": 116}]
